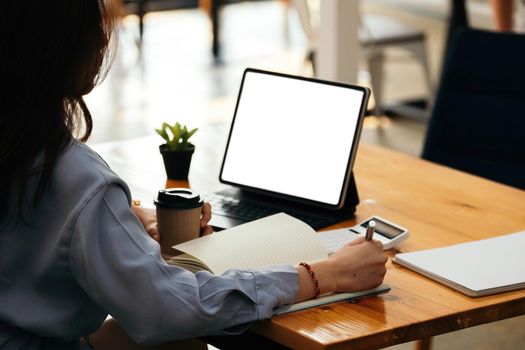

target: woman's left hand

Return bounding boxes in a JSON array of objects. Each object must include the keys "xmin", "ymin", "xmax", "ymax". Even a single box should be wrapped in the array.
[
  {"xmin": 200, "ymin": 202, "xmax": 213, "ymax": 236},
  {"xmin": 132, "ymin": 202, "xmax": 214, "ymax": 241},
  {"xmin": 132, "ymin": 205, "xmax": 161, "ymax": 241}
]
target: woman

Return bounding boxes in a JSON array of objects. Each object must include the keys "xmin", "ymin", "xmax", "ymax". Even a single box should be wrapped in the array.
[{"xmin": 0, "ymin": 1, "xmax": 387, "ymax": 349}]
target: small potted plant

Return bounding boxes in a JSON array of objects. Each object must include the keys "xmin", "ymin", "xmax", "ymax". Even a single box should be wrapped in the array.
[{"xmin": 156, "ymin": 122, "xmax": 198, "ymax": 180}]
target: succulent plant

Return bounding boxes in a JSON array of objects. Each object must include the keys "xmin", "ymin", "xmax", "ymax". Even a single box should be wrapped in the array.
[{"xmin": 155, "ymin": 122, "xmax": 198, "ymax": 151}]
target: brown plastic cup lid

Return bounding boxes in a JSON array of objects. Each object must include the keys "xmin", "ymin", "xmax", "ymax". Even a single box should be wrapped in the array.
[{"xmin": 154, "ymin": 188, "xmax": 203, "ymax": 209}]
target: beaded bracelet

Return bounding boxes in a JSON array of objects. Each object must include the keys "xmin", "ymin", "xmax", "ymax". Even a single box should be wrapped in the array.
[{"xmin": 299, "ymin": 262, "xmax": 320, "ymax": 299}]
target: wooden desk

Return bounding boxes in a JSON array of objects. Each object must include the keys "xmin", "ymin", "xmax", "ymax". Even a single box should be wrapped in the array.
[{"xmin": 93, "ymin": 135, "xmax": 525, "ymax": 350}]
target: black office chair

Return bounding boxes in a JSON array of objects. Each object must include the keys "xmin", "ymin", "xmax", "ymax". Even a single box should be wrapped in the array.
[{"xmin": 422, "ymin": 28, "xmax": 525, "ymax": 190}]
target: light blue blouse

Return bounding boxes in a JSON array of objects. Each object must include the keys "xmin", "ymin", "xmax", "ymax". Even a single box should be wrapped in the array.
[{"xmin": 0, "ymin": 141, "xmax": 298, "ymax": 349}]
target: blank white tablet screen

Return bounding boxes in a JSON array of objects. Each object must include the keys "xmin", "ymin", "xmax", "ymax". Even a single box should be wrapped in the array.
[{"xmin": 221, "ymin": 71, "xmax": 364, "ymax": 205}]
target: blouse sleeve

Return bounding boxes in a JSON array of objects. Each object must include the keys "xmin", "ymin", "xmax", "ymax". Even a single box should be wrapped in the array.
[{"xmin": 68, "ymin": 184, "xmax": 298, "ymax": 345}]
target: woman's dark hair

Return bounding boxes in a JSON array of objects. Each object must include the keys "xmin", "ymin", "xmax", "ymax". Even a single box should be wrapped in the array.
[{"xmin": 0, "ymin": 1, "xmax": 118, "ymax": 220}]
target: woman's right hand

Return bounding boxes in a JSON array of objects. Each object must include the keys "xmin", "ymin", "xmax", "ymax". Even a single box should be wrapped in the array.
[
  {"xmin": 328, "ymin": 237, "xmax": 388, "ymax": 293},
  {"xmin": 295, "ymin": 237, "xmax": 388, "ymax": 302}
]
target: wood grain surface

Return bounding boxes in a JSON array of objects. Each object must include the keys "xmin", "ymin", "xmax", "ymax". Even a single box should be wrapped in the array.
[
  {"xmin": 94, "ymin": 136, "xmax": 525, "ymax": 350},
  {"xmin": 250, "ymin": 144, "xmax": 525, "ymax": 350}
]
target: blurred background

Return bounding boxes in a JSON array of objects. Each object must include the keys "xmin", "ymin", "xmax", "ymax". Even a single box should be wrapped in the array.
[
  {"xmin": 86, "ymin": 0, "xmax": 524, "ymax": 155},
  {"xmin": 85, "ymin": 1, "xmax": 524, "ymax": 349}
]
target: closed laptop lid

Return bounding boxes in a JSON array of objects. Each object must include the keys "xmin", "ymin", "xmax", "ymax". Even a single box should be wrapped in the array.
[{"xmin": 219, "ymin": 68, "xmax": 369, "ymax": 210}]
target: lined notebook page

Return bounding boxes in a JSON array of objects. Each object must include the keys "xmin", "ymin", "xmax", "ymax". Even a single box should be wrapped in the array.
[
  {"xmin": 394, "ymin": 230, "xmax": 525, "ymax": 296},
  {"xmin": 174, "ymin": 213, "xmax": 328, "ymax": 275}
]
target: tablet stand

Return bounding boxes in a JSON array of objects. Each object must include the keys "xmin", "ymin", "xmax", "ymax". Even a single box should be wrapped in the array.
[{"xmin": 340, "ymin": 171, "xmax": 360, "ymax": 215}]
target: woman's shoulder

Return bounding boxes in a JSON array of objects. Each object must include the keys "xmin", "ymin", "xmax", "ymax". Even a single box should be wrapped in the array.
[{"xmin": 53, "ymin": 140, "xmax": 127, "ymax": 194}]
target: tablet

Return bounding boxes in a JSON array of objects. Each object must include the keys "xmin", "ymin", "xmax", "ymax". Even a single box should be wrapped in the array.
[{"xmin": 219, "ymin": 68, "xmax": 370, "ymax": 210}]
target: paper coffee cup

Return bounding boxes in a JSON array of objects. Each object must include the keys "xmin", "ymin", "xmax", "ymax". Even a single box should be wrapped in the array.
[{"xmin": 154, "ymin": 188, "xmax": 203, "ymax": 255}]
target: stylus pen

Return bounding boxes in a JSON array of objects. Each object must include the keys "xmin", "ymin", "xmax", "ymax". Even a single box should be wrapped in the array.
[{"xmin": 365, "ymin": 220, "xmax": 376, "ymax": 241}]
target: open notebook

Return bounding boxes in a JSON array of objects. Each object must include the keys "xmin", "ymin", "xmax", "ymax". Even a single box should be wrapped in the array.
[
  {"xmin": 168, "ymin": 213, "xmax": 390, "ymax": 313},
  {"xmin": 394, "ymin": 230, "xmax": 525, "ymax": 297}
]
